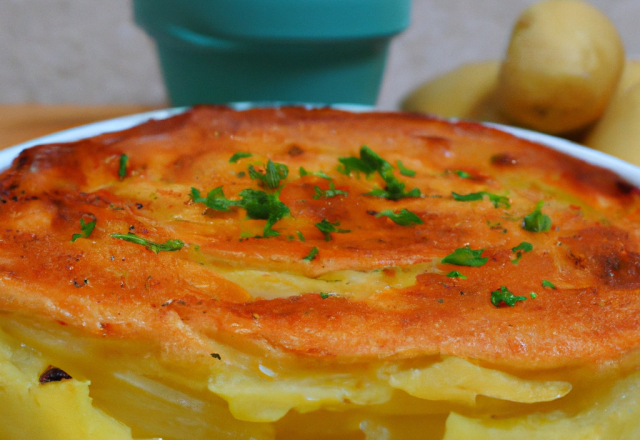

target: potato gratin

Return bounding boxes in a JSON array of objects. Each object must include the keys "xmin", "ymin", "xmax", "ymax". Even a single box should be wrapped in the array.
[{"xmin": 2, "ymin": 106, "xmax": 640, "ymax": 439}]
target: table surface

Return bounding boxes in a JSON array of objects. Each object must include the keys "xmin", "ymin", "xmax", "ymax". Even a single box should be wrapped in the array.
[{"xmin": 0, "ymin": 104, "xmax": 161, "ymax": 151}]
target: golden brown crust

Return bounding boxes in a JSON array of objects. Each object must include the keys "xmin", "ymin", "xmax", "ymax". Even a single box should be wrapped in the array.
[{"xmin": 1, "ymin": 105, "xmax": 640, "ymax": 370}]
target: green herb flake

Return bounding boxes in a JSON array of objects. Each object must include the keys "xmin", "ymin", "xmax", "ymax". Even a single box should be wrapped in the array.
[
  {"xmin": 530, "ymin": 292, "xmax": 537, "ymax": 299},
  {"xmin": 299, "ymin": 167, "xmax": 332, "ymax": 180},
  {"xmin": 239, "ymin": 189, "xmax": 290, "ymax": 237},
  {"xmin": 296, "ymin": 231, "xmax": 306, "ymax": 242},
  {"xmin": 446, "ymin": 270, "xmax": 468, "ymax": 279},
  {"xmin": 190, "ymin": 186, "xmax": 236, "ymax": 212},
  {"xmin": 442, "ymin": 246, "xmax": 489, "ymax": 267},
  {"xmin": 511, "ymin": 241, "xmax": 533, "ymax": 264},
  {"xmin": 303, "ymin": 247, "xmax": 319, "ymax": 262},
  {"xmin": 339, "ymin": 146, "xmax": 421, "ymax": 201},
  {"xmin": 118, "ymin": 154, "xmax": 128, "ymax": 181},
  {"xmin": 491, "ymin": 286, "xmax": 527, "ymax": 307},
  {"xmin": 229, "ymin": 152, "xmax": 253, "ymax": 163},
  {"xmin": 320, "ymin": 292, "xmax": 330, "ymax": 299},
  {"xmin": 512, "ymin": 242, "xmax": 533, "ymax": 253},
  {"xmin": 71, "ymin": 217, "xmax": 96, "ymax": 242},
  {"xmin": 315, "ymin": 219, "xmax": 350, "ymax": 241},
  {"xmin": 191, "ymin": 186, "xmax": 290, "ymax": 237},
  {"xmin": 248, "ymin": 159, "xmax": 289, "ymax": 189},
  {"xmin": 396, "ymin": 160, "xmax": 416, "ymax": 177},
  {"xmin": 313, "ymin": 181, "xmax": 348, "ymax": 200},
  {"xmin": 452, "ymin": 191, "xmax": 511, "ymax": 209},
  {"xmin": 522, "ymin": 201, "xmax": 552, "ymax": 232},
  {"xmin": 210, "ymin": 353, "xmax": 222, "ymax": 360},
  {"xmin": 542, "ymin": 280, "xmax": 556, "ymax": 289},
  {"xmin": 111, "ymin": 233, "xmax": 184, "ymax": 254},
  {"xmin": 375, "ymin": 209, "xmax": 423, "ymax": 226},
  {"xmin": 337, "ymin": 146, "xmax": 382, "ymax": 176},
  {"xmin": 455, "ymin": 170, "xmax": 471, "ymax": 179}
]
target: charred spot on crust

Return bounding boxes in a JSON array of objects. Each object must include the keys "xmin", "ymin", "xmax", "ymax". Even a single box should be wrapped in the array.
[
  {"xmin": 560, "ymin": 227, "xmax": 640, "ymax": 290},
  {"xmin": 15, "ymin": 154, "xmax": 30, "ymax": 171},
  {"xmin": 39, "ymin": 366, "xmax": 72, "ymax": 384},
  {"xmin": 616, "ymin": 179, "xmax": 637, "ymax": 195},
  {"xmin": 491, "ymin": 153, "xmax": 518, "ymax": 166},
  {"xmin": 288, "ymin": 144, "xmax": 305, "ymax": 157}
]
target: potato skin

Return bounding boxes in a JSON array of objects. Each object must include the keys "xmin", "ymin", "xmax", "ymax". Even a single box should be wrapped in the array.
[
  {"xmin": 401, "ymin": 61, "xmax": 508, "ymax": 123},
  {"xmin": 613, "ymin": 60, "xmax": 640, "ymax": 100},
  {"xmin": 497, "ymin": 0, "xmax": 624, "ymax": 135},
  {"xmin": 585, "ymin": 81, "xmax": 640, "ymax": 166},
  {"xmin": 1, "ymin": 106, "xmax": 640, "ymax": 373}
]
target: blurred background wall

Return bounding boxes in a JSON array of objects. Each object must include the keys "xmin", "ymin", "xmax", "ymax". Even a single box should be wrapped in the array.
[{"xmin": 1, "ymin": 0, "xmax": 639, "ymax": 110}]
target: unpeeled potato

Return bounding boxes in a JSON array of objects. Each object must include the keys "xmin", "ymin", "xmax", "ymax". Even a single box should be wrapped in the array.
[
  {"xmin": 613, "ymin": 60, "xmax": 640, "ymax": 100},
  {"xmin": 496, "ymin": 0, "xmax": 625, "ymax": 135},
  {"xmin": 401, "ymin": 61, "xmax": 511, "ymax": 124},
  {"xmin": 402, "ymin": 61, "xmax": 496, "ymax": 117},
  {"xmin": 584, "ymin": 79, "xmax": 640, "ymax": 167}
]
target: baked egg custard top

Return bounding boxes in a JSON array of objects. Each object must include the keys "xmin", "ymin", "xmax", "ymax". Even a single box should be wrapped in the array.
[{"xmin": 1, "ymin": 105, "xmax": 640, "ymax": 375}]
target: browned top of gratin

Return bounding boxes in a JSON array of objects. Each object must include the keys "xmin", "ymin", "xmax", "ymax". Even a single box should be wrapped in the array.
[{"xmin": 1, "ymin": 106, "xmax": 640, "ymax": 370}]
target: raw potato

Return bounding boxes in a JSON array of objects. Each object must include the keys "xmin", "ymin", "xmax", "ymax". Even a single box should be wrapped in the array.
[
  {"xmin": 613, "ymin": 60, "xmax": 640, "ymax": 100},
  {"xmin": 585, "ymin": 80, "xmax": 640, "ymax": 167},
  {"xmin": 401, "ymin": 61, "xmax": 508, "ymax": 123},
  {"xmin": 497, "ymin": 0, "xmax": 625, "ymax": 135}
]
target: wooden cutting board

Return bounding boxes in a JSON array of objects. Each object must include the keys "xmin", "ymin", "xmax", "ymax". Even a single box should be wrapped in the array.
[{"xmin": 0, "ymin": 104, "xmax": 162, "ymax": 151}]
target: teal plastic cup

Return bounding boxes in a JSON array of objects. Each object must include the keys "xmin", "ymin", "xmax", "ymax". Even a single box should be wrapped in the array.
[{"xmin": 132, "ymin": 0, "xmax": 411, "ymax": 106}]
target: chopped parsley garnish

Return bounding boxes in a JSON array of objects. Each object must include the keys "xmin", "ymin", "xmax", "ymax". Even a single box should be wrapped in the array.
[
  {"xmin": 542, "ymin": 280, "xmax": 556, "ymax": 289},
  {"xmin": 491, "ymin": 286, "xmax": 527, "ymax": 307},
  {"xmin": 248, "ymin": 159, "xmax": 289, "ymax": 189},
  {"xmin": 190, "ymin": 187, "xmax": 236, "ymax": 212},
  {"xmin": 366, "ymin": 185, "xmax": 421, "ymax": 201},
  {"xmin": 338, "ymin": 146, "xmax": 421, "ymax": 201},
  {"xmin": 530, "ymin": 292, "xmax": 537, "ymax": 298},
  {"xmin": 237, "ymin": 189, "xmax": 290, "ymax": 237},
  {"xmin": 452, "ymin": 191, "xmax": 511, "ymax": 209},
  {"xmin": 446, "ymin": 270, "xmax": 468, "ymax": 279},
  {"xmin": 303, "ymin": 247, "xmax": 319, "ymax": 261},
  {"xmin": 313, "ymin": 181, "xmax": 348, "ymax": 200},
  {"xmin": 455, "ymin": 170, "xmax": 471, "ymax": 179},
  {"xmin": 522, "ymin": 201, "xmax": 552, "ymax": 232},
  {"xmin": 442, "ymin": 246, "xmax": 488, "ymax": 267},
  {"xmin": 375, "ymin": 209, "xmax": 423, "ymax": 226},
  {"xmin": 299, "ymin": 167, "xmax": 332, "ymax": 180},
  {"xmin": 229, "ymin": 152, "xmax": 253, "ymax": 163},
  {"xmin": 210, "ymin": 353, "xmax": 222, "ymax": 360},
  {"xmin": 190, "ymin": 187, "xmax": 290, "ymax": 237},
  {"xmin": 315, "ymin": 219, "xmax": 350, "ymax": 241},
  {"xmin": 511, "ymin": 241, "xmax": 533, "ymax": 264},
  {"xmin": 296, "ymin": 231, "xmax": 306, "ymax": 242},
  {"xmin": 111, "ymin": 233, "xmax": 184, "ymax": 254},
  {"xmin": 337, "ymin": 147, "xmax": 379, "ymax": 176},
  {"xmin": 71, "ymin": 217, "xmax": 96, "ymax": 242},
  {"xmin": 118, "ymin": 154, "xmax": 128, "ymax": 181},
  {"xmin": 320, "ymin": 292, "xmax": 330, "ymax": 299},
  {"xmin": 396, "ymin": 160, "xmax": 416, "ymax": 177}
]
